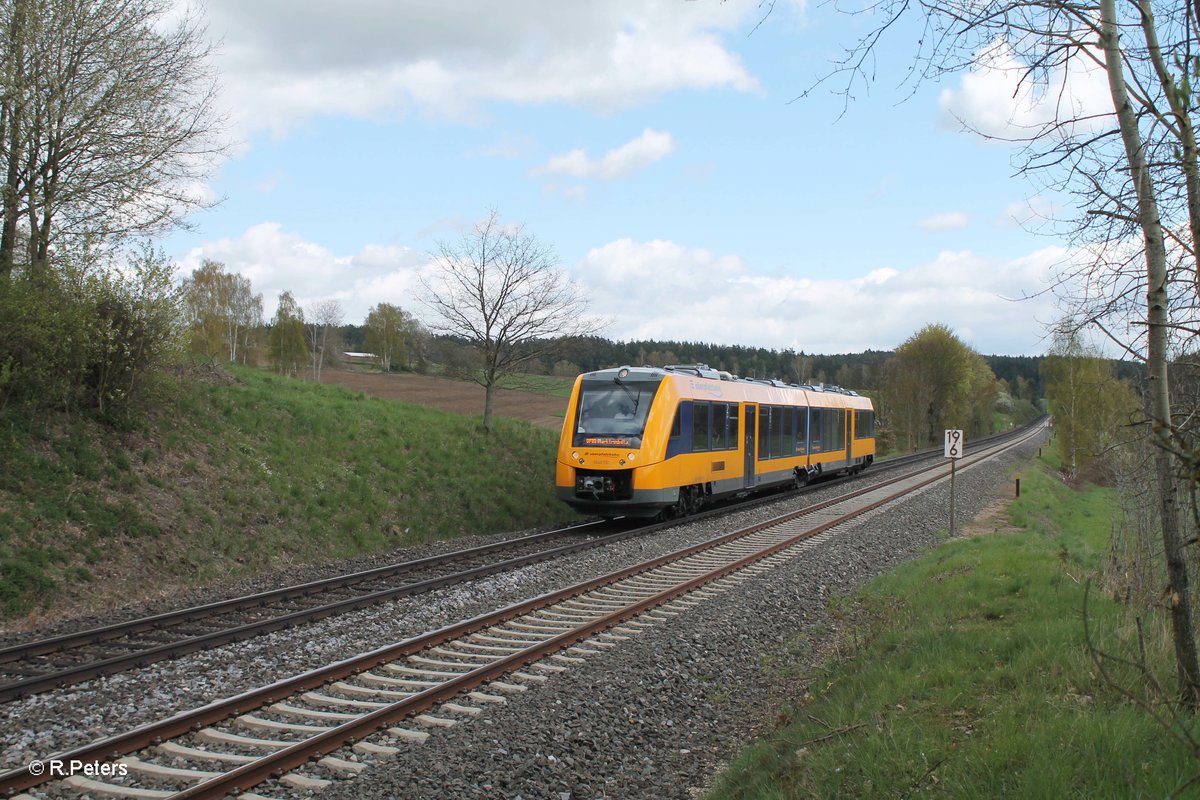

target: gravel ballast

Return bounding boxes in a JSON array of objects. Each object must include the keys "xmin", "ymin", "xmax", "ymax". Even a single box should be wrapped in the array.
[{"xmin": 4, "ymin": 434, "xmax": 1044, "ymax": 799}]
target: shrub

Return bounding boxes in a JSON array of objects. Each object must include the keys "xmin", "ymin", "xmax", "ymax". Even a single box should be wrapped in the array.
[{"xmin": 0, "ymin": 242, "xmax": 182, "ymax": 421}]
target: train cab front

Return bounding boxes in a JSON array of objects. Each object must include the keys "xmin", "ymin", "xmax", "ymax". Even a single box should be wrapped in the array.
[{"xmin": 556, "ymin": 366, "xmax": 674, "ymax": 518}]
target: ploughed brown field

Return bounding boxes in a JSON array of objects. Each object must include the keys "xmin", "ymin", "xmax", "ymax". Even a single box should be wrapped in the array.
[{"xmin": 319, "ymin": 366, "xmax": 568, "ymax": 431}]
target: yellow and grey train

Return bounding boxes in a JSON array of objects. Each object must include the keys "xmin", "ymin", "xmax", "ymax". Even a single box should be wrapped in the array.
[{"xmin": 556, "ymin": 364, "xmax": 876, "ymax": 518}]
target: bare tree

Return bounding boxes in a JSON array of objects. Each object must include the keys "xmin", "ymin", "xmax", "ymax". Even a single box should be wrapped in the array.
[
  {"xmin": 420, "ymin": 209, "xmax": 603, "ymax": 433},
  {"xmin": 0, "ymin": 0, "xmax": 224, "ymax": 279},
  {"xmin": 789, "ymin": 0, "xmax": 1200, "ymax": 706},
  {"xmin": 306, "ymin": 298, "xmax": 344, "ymax": 381}
]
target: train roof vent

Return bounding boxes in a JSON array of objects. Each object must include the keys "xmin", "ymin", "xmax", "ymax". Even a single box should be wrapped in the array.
[
  {"xmin": 664, "ymin": 364, "xmax": 721, "ymax": 379},
  {"xmin": 802, "ymin": 383, "xmax": 859, "ymax": 396},
  {"xmin": 717, "ymin": 370, "xmax": 734, "ymax": 381}
]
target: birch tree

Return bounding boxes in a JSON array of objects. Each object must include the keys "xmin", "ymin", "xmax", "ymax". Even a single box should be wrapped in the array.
[
  {"xmin": 306, "ymin": 298, "xmax": 343, "ymax": 381},
  {"xmin": 363, "ymin": 302, "xmax": 416, "ymax": 374},
  {"xmin": 1041, "ymin": 329, "xmax": 1141, "ymax": 479},
  {"xmin": 784, "ymin": 0, "xmax": 1200, "ymax": 704},
  {"xmin": 181, "ymin": 261, "xmax": 262, "ymax": 364},
  {"xmin": 268, "ymin": 291, "xmax": 306, "ymax": 378}
]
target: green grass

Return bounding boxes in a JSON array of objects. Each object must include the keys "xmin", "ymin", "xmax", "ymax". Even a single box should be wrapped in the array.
[
  {"xmin": 707, "ymin": 457, "xmax": 1200, "ymax": 799},
  {"xmin": 0, "ymin": 364, "xmax": 572, "ymax": 619}
]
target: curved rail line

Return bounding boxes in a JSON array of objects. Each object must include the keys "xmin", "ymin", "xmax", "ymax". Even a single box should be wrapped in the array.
[
  {"xmin": 0, "ymin": 423, "xmax": 1037, "ymax": 705},
  {"xmin": 0, "ymin": 522, "xmax": 623, "ymax": 702},
  {"xmin": 0, "ymin": 422, "xmax": 1045, "ymax": 799}
]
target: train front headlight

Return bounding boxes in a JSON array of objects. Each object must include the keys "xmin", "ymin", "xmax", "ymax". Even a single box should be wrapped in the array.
[{"xmin": 627, "ymin": 452, "xmax": 636, "ymax": 462}]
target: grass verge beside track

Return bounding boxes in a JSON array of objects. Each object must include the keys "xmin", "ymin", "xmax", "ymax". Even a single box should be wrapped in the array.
[
  {"xmin": 0, "ymin": 363, "xmax": 570, "ymax": 623},
  {"xmin": 708, "ymin": 456, "xmax": 1200, "ymax": 798}
]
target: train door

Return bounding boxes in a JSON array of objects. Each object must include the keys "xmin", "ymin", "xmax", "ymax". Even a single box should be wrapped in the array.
[
  {"xmin": 845, "ymin": 410, "xmax": 852, "ymax": 466},
  {"xmin": 744, "ymin": 404, "xmax": 757, "ymax": 488}
]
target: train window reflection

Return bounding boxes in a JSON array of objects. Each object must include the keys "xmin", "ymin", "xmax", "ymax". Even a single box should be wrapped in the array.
[{"xmin": 575, "ymin": 380, "xmax": 659, "ymax": 443}]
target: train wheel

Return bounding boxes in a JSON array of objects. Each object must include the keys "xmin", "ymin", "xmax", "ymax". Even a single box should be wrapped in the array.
[{"xmin": 664, "ymin": 485, "xmax": 703, "ymax": 519}]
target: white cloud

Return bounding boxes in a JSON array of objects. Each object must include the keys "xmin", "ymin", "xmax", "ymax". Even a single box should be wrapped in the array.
[
  {"xmin": 939, "ymin": 38, "xmax": 1112, "ymax": 141},
  {"xmin": 571, "ymin": 239, "xmax": 1063, "ymax": 355},
  {"xmin": 918, "ymin": 212, "xmax": 970, "ymax": 232},
  {"xmin": 176, "ymin": 223, "xmax": 429, "ymax": 322},
  {"xmin": 177, "ymin": 226, "xmax": 1063, "ymax": 356},
  {"xmin": 533, "ymin": 129, "xmax": 676, "ymax": 181},
  {"xmin": 196, "ymin": 1, "xmax": 762, "ymax": 136}
]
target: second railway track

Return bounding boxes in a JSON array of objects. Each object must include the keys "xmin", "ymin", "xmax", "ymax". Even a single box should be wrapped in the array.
[
  {"xmin": 0, "ymin": 521, "xmax": 626, "ymax": 703},
  {"xmin": 0, "ymin": 424, "xmax": 1045, "ymax": 799},
  {"xmin": 0, "ymin": 429, "xmax": 975, "ymax": 706}
]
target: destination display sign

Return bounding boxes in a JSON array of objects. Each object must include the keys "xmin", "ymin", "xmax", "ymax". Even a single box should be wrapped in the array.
[{"xmin": 584, "ymin": 436, "xmax": 632, "ymax": 447}]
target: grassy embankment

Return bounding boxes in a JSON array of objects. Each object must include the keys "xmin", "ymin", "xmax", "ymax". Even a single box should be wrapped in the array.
[
  {"xmin": 0, "ymin": 364, "xmax": 571, "ymax": 622},
  {"xmin": 709, "ymin": 454, "xmax": 1200, "ymax": 798}
]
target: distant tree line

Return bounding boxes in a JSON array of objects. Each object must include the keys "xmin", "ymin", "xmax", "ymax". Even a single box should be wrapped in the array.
[
  {"xmin": 178, "ymin": 258, "xmax": 1056, "ymax": 452},
  {"xmin": 334, "ymin": 329, "xmax": 1051, "ymax": 402}
]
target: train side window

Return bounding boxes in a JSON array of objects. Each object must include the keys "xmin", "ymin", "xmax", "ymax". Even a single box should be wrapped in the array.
[
  {"xmin": 666, "ymin": 402, "xmax": 693, "ymax": 458},
  {"xmin": 796, "ymin": 407, "xmax": 809, "ymax": 455},
  {"xmin": 810, "ymin": 408, "xmax": 823, "ymax": 453},
  {"xmin": 757, "ymin": 405, "xmax": 770, "ymax": 458},
  {"xmin": 727, "ymin": 403, "xmax": 739, "ymax": 449},
  {"xmin": 826, "ymin": 409, "xmax": 845, "ymax": 451},
  {"xmin": 668, "ymin": 404, "xmax": 685, "ymax": 450},
  {"xmin": 854, "ymin": 409, "xmax": 874, "ymax": 439},
  {"xmin": 771, "ymin": 406, "xmax": 781, "ymax": 459},
  {"xmin": 782, "ymin": 407, "xmax": 794, "ymax": 457},
  {"xmin": 693, "ymin": 401, "xmax": 711, "ymax": 451},
  {"xmin": 712, "ymin": 403, "xmax": 728, "ymax": 450}
]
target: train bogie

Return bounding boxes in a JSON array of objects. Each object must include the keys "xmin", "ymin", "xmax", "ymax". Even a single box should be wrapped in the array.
[{"xmin": 555, "ymin": 365, "xmax": 875, "ymax": 519}]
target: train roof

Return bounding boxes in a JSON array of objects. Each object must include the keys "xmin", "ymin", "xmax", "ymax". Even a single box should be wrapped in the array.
[{"xmin": 580, "ymin": 364, "xmax": 868, "ymax": 399}]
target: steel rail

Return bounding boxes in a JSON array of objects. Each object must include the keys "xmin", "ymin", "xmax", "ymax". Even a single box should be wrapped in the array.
[
  {"xmin": 0, "ymin": 520, "xmax": 610, "ymax": 664},
  {"xmin": 0, "ymin": 521, "xmax": 621, "ymax": 702},
  {"xmin": 170, "ymin": 424, "xmax": 1044, "ymax": 799},
  {"xmin": 0, "ymin": 423, "xmax": 1043, "ymax": 797},
  {"xmin": 0, "ymin": 419, "xmax": 1042, "ymax": 704}
]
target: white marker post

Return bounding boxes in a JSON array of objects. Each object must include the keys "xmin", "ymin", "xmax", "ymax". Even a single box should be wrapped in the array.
[{"xmin": 945, "ymin": 429, "xmax": 964, "ymax": 536}]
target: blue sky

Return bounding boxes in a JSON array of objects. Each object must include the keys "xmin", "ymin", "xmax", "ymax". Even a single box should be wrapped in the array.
[{"xmin": 164, "ymin": 0, "xmax": 1107, "ymax": 357}]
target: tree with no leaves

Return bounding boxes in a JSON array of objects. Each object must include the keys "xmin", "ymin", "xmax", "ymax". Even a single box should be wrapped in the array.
[
  {"xmin": 306, "ymin": 298, "xmax": 344, "ymax": 381},
  {"xmin": 420, "ymin": 210, "xmax": 603, "ymax": 433},
  {"xmin": 787, "ymin": 0, "xmax": 1200, "ymax": 707}
]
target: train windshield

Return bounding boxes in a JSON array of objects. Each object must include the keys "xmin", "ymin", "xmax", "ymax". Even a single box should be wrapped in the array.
[{"xmin": 573, "ymin": 378, "xmax": 661, "ymax": 448}]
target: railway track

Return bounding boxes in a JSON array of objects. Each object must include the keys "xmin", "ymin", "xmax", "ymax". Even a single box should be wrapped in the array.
[
  {"xmin": 0, "ymin": 424, "xmax": 1033, "ymax": 706},
  {"xmin": 0, "ymin": 522, "xmax": 636, "ymax": 703},
  {"xmin": 0, "ymin": 423, "xmax": 1044, "ymax": 799}
]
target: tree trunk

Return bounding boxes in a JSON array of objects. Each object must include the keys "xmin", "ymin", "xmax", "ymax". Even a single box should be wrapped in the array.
[
  {"xmin": 1137, "ymin": 1, "xmax": 1200, "ymax": 294},
  {"xmin": 0, "ymin": 0, "xmax": 28, "ymax": 280},
  {"xmin": 482, "ymin": 380, "xmax": 495, "ymax": 433},
  {"xmin": 1101, "ymin": 0, "xmax": 1200, "ymax": 707}
]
